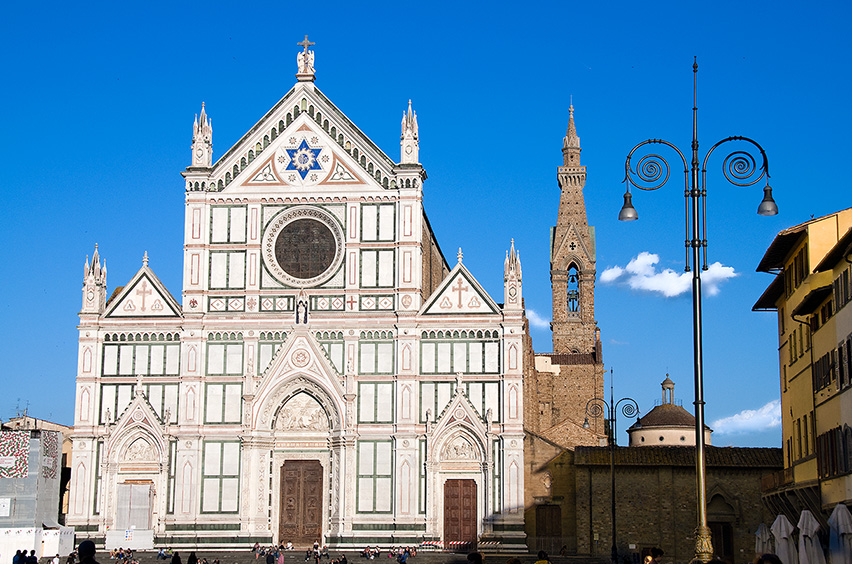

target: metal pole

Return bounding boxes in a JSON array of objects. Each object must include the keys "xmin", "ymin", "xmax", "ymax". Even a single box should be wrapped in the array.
[
  {"xmin": 610, "ymin": 399, "xmax": 617, "ymax": 564},
  {"xmin": 690, "ymin": 58, "xmax": 712, "ymax": 564},
  {"xmin": 620, "ymin": 57, "xmax": 776, "ymax": 564}
]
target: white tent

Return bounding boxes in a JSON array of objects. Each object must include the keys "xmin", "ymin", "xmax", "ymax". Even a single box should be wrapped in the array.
[
  {"xmin": 756, "ymin": 523, "xmax": 773, "ymax": 556},
  {"xmin": 828, "ymin": 503, "xmax": 852, "ymax": 564},
  {"xmin": 772, "ymin": 514, "xmax": 799, "ymax": 564},
  {"xmin": 798, "ymin": 510, "xmax": 827, "ymax": 564}
]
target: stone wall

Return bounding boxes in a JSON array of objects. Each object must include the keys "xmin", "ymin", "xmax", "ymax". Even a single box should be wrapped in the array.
[{"xmin": 574, "ymin": 447, "xmax": 782, "ymax": 564}]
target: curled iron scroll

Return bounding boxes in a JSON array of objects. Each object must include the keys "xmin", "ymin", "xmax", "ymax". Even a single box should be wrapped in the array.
[
  {"xmin": 631, "ymin": 154, "xmax": 670, "ymax": 191},
  {"xmin": 585, "ymin": 398, "xmax": 607, "ymax": 419},
  {"xmin": 618, "ymin": 400, "xmax": 639, "ymax": 419},
  {"xmin": 722, "ymin": 150, "xmax": 762, "ymax": 187}
]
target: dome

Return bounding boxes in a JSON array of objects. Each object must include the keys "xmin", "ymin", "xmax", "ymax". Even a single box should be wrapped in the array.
[{"xmin": 627, "ymin": 376, "xmax": 712, "ymax": 447}]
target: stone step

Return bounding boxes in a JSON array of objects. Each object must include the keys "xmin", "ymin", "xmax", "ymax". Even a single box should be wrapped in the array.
[{"xmin": 93, "ymin": 551, "xmax": 607, "ymax": 564}]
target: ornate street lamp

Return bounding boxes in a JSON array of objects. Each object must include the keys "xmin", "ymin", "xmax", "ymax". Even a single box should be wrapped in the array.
[
  {"xmin": 583, "ymin": 370, "xmax": 639, "ymax": 564},
  {"xmin": 617, "ymin": 58, "xmax": 777, "ymax": 563}
]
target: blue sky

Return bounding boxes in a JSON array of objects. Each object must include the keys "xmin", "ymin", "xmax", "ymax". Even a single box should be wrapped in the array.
[{"xmin": 1, "ymin": 1, "xmax": 849, "ymax": 446}]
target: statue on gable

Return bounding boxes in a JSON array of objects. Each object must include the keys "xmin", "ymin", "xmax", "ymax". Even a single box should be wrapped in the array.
[
  {"xmin": 297, "ymin": 50, "xmax": 315, "ymax": 74},
  {"xmin": 297, "ymin": 35, "xmax": 315, "ymax": 75}
]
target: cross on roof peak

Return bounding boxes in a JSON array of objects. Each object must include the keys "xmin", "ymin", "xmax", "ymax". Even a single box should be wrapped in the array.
[{"xmin": 298, "ymin": 35, "xmax": 315, "ymax": 54}]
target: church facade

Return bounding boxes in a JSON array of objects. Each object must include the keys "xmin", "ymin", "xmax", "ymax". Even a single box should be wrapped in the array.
[{"xmin": 67, "ymin": 42, "xmax": 526, "ymax": 549}]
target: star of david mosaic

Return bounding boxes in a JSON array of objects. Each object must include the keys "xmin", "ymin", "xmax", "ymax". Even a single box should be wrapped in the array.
[{"xmin": 285, "ymin": 140, "xmax": 322, "ymax": 179}]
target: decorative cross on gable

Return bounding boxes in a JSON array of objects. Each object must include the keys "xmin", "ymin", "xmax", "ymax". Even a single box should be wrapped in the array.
[
  {"xmin": 136, "ymin": 281, "xmax": 152, "ymax": 312},
  {"xmin": 452, "ymin": 277, "xmax": 469, "ymax": 308},
  {"xmin": 298, "ymin": 35, "xmax": 315, "ymax": 53}
]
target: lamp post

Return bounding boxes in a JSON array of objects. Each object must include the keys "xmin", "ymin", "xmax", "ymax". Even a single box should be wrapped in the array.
[
  {"xmin": 616, "ymin": 58, "xmax": 778, "ymax": 563},
  {"xmin": 583, "ymin": 370, "xmax": 639, "ymax": 564}
]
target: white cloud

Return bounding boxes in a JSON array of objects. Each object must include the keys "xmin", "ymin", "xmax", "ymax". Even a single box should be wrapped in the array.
[
  {"xmin": 526, "ymin": 308, "xmax": 550, "ymax": 329},
  {"xmin": 600, "ymin": 266, "xmax": 624, "ymax": 283},
  {"xmin": 711, "ymin": 400, "xmax": 781, "ymax": 435},
  {"xmin": 601, "ymin": 251, "xmax": 737, "ymax": 297}
]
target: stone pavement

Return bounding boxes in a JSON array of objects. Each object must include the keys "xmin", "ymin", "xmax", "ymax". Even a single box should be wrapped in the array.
[{"xmin": 104, "ymin": 550, "xmax": 607, "ymax": 564}]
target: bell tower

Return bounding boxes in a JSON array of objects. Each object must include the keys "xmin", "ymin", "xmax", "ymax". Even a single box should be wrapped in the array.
[{"xmin": 550, "ymin": 106, "xmax": 599, "ymax": 355}]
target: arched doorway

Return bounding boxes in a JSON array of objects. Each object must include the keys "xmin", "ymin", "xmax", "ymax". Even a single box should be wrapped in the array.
[{"xmin": 270, "ymin": 390, "xmax": 335, "ymax": 547}]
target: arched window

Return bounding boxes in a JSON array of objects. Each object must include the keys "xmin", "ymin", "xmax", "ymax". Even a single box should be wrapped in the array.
[{"xmin": 567, "ymin": 265, "xmax": 580, "ymax": 312}]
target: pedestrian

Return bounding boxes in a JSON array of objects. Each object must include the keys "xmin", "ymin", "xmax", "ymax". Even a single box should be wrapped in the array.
[
  {"xmin": 26, "ymin": 551, "xmax": 38, "ymax": 564},
  {"xmin": 467, "ymin": 553, "xmax": 483, "ymax": 564},
  {"xmin": 756, "ymin": 557, "xmax": 782, "ymax": 564},
  {"xmin": 533, "ymin": 552, "xmax": 549, "ymax": 564},
  {"xmin": 649, "ymin": 548, "xmax": 663, "ymax": 564},
  {"xmin": 187, "ymin": 552, "xmax": 198, "ymax": 564},
  {"xmin": 78, "ymin": 541, "xmax": 100, "ymax": 564},
  {"xmin": 170, "ymin": 552, "xmax": 182, "ymax": 564},
  {"xmin": 54, "ymin": 554, "xmax": 61, "ymax": 564}
]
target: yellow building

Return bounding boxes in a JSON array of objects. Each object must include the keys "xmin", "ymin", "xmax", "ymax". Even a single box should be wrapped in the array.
[{"xmin": 753, "ymin": 207, "xmax": 852, "ymax": 523}]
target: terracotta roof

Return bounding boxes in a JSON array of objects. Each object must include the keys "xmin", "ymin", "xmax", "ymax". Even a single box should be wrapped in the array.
[
  {"xmin": 106, "ymin": 286, "xmax": 124, "ymax": 306},
  {"xmin": 574, "ymin": 445, "xmax": 783, "ymax": 468},
  {"xmin": 631, "ymin": 404, "xmax": 710, "ymax": 430},
  {"xmin": 755, "ymin": 206, "xmax": 852, "ymax": 273}
]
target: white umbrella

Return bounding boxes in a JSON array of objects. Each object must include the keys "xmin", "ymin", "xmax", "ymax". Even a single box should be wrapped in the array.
[
  {"xmin": 798, "ymin": 509, "xmax": 827, "ymax": 564},
  {"xmin": 756, "ymin": 523, "xmax": 773, "ymax": 556},
  {"xmin": 772, "ymin": 514, "xmax": 799, "ymax": 564},
  {"xmin": 828, "ymin": 503, "xmax": 852, "ymax": 564}
]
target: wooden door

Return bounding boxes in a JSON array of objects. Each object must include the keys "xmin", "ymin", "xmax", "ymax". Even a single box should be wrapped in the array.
[
  {"xmin": 534, "ymin": 504, "xmax": 562, "ymax": 554},
  {"xmin": 444, "ymin": 479, "xmax": 477, "ymax": 547},
  {"xmin": 279, "ymin": 460, "xmax": 323, "ymax": 545}
]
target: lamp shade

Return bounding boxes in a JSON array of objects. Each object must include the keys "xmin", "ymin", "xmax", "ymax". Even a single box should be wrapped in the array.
[
  {"xmin": 619, "ymin": 191, "xmax": 638, "ymax": 221},
  {"xmin": 757, "ymin": 185, "xmax": 778, "ymax": 216}
]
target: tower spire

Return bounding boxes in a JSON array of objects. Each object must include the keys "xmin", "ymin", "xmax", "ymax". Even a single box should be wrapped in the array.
[
  {"xmin": 400, "ymin": 99, "xmax": 419, "ymax": 164},
  {"xmin": 562, "ymin": 104, "xmax": 581, "ymax": 164},
  {"xmin": 551, "ymin": 104, "xmax": 598, "ymax": 355},
  {"xmin": 191, "ymin": 102, "xmax": 213, "ymax": 167},
  {"xmin": 81, "ymin": 244, "xmax": 108, "ymax": 315},
  {"xmin": 504, "ymin": 239, "xmax": 523, "ymax": 310}
]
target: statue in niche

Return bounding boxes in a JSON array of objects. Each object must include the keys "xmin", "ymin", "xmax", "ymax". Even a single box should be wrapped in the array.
[{"xmin": 295, "ymin": 289, "xmax": 309, "ymax": 324}]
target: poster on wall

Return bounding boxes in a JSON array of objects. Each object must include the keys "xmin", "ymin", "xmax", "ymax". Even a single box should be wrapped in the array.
[
  {"xmin": 0, "ymin": 430, "xmax": 29, "ymax": 478},
  {"xmin": 42, "ymin": 431, "xmax": 58, "ymax": 479},
  {"xmin": 0, "ymin": 497, "xmax": 11, "ymax": 517}
]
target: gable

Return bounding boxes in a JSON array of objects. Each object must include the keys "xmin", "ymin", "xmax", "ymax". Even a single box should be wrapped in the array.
[
  {"xmin": 421, "ymin": 264, "xmax": 499, "ymax": 315},
  {"xmin": 226, "ymin": 116, "xmax": 371, "ymax": 193},
  {"xmin": 208, "ymin": 83, "xmax": 400, "ymax": 194},
  {"xmin": 551, "ymin": 222, "xmax": 595, "ymax": 270},
  {"xmin": 105, "ymin": 269, "xmax": 181, "ymax": 318}
]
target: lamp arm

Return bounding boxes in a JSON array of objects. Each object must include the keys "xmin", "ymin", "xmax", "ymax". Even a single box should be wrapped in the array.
[
  {"xmin": 701, "ymin": 136, "xmax": 770, "ymax": 188},
  {"xmin": 613, "ymin": 397, "xmax": 640, "ymax": 419},
  {"xmin": 624, "ymin": 139, "xmax": 689, "ymax": 191},
  {"xmin": 585, "ymin": 396, "xmax": 611, "ymax": 420}
]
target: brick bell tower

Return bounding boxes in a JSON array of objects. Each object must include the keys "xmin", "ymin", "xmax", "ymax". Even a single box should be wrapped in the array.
[
  {"xmin": 550, "ymin": 105, "xmax": 600, "ymax": 356},
  {"xmin": 521, "ymin": 106, "xmax": 605, "ymax": 551}
]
